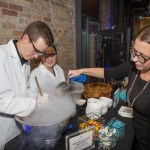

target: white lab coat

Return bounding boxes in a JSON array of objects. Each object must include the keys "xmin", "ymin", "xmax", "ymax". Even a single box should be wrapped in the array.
[
  {"xmin": 0, "ymin": 40, "xmax": 36, "ymax": 150},
  {"xmin": 28, "ymin": 63, "xmax": 66, "ymax": 98}
]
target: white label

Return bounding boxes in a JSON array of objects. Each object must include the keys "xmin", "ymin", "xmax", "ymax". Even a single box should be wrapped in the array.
[{"xmin": 69, "ymin": 130, "xmax": 93, "ymax": 150}]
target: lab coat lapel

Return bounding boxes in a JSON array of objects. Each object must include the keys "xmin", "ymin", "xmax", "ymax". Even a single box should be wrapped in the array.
[
  {"xmin": 39, "ymin": 63, "xmax": 64, "ymax": 84},
  {"xmin": 39, "ymin": 63, "xmax": 56, "ymax": 79},
  {"xmin": 8, "ymin": 40, "xmax": 26, "ymax": 84}
]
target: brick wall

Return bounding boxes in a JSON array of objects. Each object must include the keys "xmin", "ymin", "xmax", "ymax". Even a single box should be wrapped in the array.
[{"xmin": 0, "ymin": 0, "xmax": 76, "ymax": 74}]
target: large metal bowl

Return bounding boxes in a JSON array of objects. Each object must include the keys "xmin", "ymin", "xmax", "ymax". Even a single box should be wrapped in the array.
[{"xmin": 15, "ymin": 116, "xmax": 69, "ymax": 148}]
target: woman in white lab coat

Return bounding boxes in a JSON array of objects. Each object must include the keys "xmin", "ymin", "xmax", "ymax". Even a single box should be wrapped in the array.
[
  {"xmin": 0, "ymin": 21, "xmax": 54, "ymax": 150},
  {"xmin": 29, "ymin": 45, "xmax": 65, "ymax": 98}
]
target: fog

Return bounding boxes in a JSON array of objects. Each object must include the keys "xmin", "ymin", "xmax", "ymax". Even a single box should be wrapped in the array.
[{"xmin": 23, "ymin": 92, "xmax": 76, "ymax": 126}]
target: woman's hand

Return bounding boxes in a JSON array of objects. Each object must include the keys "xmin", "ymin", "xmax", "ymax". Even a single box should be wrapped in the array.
[{"xmin": 68, "ymin": 69, "xmax": 82, "ymax": 78}]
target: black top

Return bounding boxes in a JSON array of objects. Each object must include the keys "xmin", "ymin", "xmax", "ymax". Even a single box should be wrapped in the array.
[
  {"xmin": 105, "ymin": 61, "xmax": 150, "ymax": 150},
  {"xmin": 13, "ymin": 40, "xmax": 27, "ymax": 65}
]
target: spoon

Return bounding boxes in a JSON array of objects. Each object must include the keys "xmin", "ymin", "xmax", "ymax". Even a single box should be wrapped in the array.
[
  {"xmin": 55, "ymin": 76, "xmax": 70, "ymax": 96},
  {"xmin": 35, "ymin": 76, "xmax": 43, "ymax": 96}
]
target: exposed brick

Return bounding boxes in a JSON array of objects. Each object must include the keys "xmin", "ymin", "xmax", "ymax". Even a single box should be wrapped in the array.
[
  {"xmin": 33, "ymin": 15, "xmax": 42, "ymax": 21},
  {"xmin": 6, "ymin": 36, "xmax": 19, "ymax": 42},
  {"xmin": 12, "ymin": 30, "xmax": 23, "ymax": 36},
  {"xmin": 51, "ymin": 1, "xmax": 67, "ymax": 9},
  {"xmin": 18, "ymin": 1, "xmax": 33, "ymax": 9},
  {"xmin": 25, "ymin": 0, "xmax": 34, "ymax": 2},
  {"xmin": 43, "ymin": 17, "xmax": 51, "ymax": 23},
  {"xmin": 9, "ymin": 3, "xmax": 23, "ymax": 12},
  {"xmin": 0, "ymin": 29, "xmax": 6, "ymax": 36},
  {"xmin": 18, "ymin": 24, "xmax": 27, "ymax": 30},
  {"xmin": 43, "ymin": 0, "xmax": 50, "ymax": 2},
  {"xmin": 23, "ymin": 7, "xmax": 34, "ymax": 14},
  {"xmin": 6, "ymin": 29, "xmax": 13, "ymax": 36},
  {"xmin": 41, "ymin": 6, "xmax": 49, "ymax": 12},
  {"xmin": 0, "ymin": 0, "xmax": 76, "ymax": 72},
  {"xmin": 34, "ymin": 0, "xmax": 40, "ymax": 4},
  {"xmin": 2, "ymin": 8, "xmax": 18, "ymax": 17},
  {"xmin": 33, "ymin": 4, "xmax": 41, "ymax": 10},
  {"xmin": 19, "ymin": 12, "xmax": 31, "ymax": 19},
  {"xmin": 0, "ymin": 36, "xmax": 6, "ymax": 44},
  {"xmin": 0, "ymin": 1, "xmax": 8, "ymax": 8},
  {"xmin": 2, "ymin": 22, "xmax": 16, "ymax": 29},
  {"xmin": 25, "ymin": 19, "xmax": 32, "ymax": 25},
  {"xmin": 19, "ymin": 18, "xmax": 25, "ymax": 24},
  {"xmin": 0, "ymin": 15, "xmax": 10, "ymax": 22}
]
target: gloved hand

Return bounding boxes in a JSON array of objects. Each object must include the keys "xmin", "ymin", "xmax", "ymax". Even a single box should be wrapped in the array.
[
  {"xmin": 36, "ymin": 93, "xmax": 49, "ymax": 108},
  {"xmin": 69, "ymin": 74, "xmax": 87, "ymax": 83}
]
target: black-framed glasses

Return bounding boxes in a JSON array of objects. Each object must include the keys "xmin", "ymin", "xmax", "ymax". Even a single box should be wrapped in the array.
[
  {"xmin": 29, "ymin": 37, "xmax": 47, "ymax": 56},
  {"xmin": 130, "ymin": 47, "xmax": 150, "ymax": 64}
]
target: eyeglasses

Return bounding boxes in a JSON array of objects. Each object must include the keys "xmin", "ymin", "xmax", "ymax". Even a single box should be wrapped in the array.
[
  {"xmin": 41, "ymin": 53, "xmax": 57, "ymax": 58},
  {"xmin": 29, "ymin": 37, "xmax": 47, "ymax": 56},
  {"xmin": 130, "ymin": 47, "xmax": 150, "ymax": 64}
]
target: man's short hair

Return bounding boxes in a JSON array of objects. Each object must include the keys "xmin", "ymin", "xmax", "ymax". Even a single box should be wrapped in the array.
[{"xmin": 22, "ymin": 21, "xmax": 54, "ymax": 47}]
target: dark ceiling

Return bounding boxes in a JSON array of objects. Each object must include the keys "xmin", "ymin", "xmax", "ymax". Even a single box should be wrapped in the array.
[
  {"xmin": 82, "ymin": 0, "xmax": 150, "ymax": 19},
  {"xmin": 129, "ymin": 0, "xmax": 150, "ymax": 16},
  {"xmin": 129, "ymin": 0, "xmax": 149, "ymax": 9}
]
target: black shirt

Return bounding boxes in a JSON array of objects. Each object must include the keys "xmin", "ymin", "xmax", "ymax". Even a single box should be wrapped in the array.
[
  {"xmin": 104, "ymin": 61, "xmax": 150, "ymax": 150},
  {"xmin": 13, "ymin": 40, "xmax": 27, "ymax": 65}
]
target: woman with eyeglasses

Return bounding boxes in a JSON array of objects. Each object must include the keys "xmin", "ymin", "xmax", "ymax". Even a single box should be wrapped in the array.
[
  {"xmin": 68, "ymin": 25, "xmax": 150, "ymax": 150},
  {"xmin": 28, "ymin": 45, "xmax": 66, "ymax": 98}
]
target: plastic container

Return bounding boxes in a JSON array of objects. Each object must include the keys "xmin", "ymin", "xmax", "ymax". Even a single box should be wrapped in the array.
[
  {"xmin": 97, "ymin": 100, "xmax": 109, "ymax": 115},
  {"xmin": 86, "ymin": 103, "xmax": 103, "ymax": 117},
  {"xmin": 109, "ymin": 119, "xmax": 125, "ymax": 140},
  {"xmin": 79, "ymin": 113, "xmax": 105, "ymax": 140},
  {"xmin": 15, "ymin": 116, "xmax": 69, "ymax": 148},
  {"xmin": 99, "ymin": 97, "xmax": 113, "ymax": 108},
  {"xmin": 99, "ymin": 126, "xmax": 117, "ymax": 149},
  {"xmin": 119, "ymin": 89, "xmax": 127, "ymax": 101},
  {"xmin": 74, "ymin": 98, "xmax": 86, "ymax": 106}
]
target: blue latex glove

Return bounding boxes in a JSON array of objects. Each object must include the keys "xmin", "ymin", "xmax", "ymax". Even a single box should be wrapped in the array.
[{"xmin": 69, "ymin": 74, "xmax": 87, "ymax": 83}]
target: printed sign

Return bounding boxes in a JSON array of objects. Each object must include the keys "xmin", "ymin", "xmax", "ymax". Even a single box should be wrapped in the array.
[{"xmin": 69, "ymin": 130, "xmax": 93, "ymax": 150}]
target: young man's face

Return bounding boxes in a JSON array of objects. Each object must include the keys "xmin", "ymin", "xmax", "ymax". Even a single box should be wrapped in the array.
[{"xmin": 21, "ymin": 34, "xmax": 49, "ymax": 60}]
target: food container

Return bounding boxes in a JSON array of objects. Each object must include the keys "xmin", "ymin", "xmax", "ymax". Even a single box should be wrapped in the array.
[
  {"xmin": 99, "ymin": 97, "xmax": 113, "ymax": 108},
  {"xmin": 87, "ymin": 98, "xmax": 99, "ymax": 103},
  {"xmin": 86, "ymin": 102, "xmax": 103, "ymax": 117},
  {"xmin": 98, "ymin": 126, "xmax": 117, "ymax": 149},
  {"xmin": 65, "ymin": 117, "xmax": 95, "ymax": 150},
  {"xmin": 79, "ymin": 113, "xmax": 105, "ymax": 140},
  {"xmin": 15, "ymin": 116, "xmax": 69, "ymax": 148},
  {"xmin": 109, "ymin": 119, "xmax": 125, "ymax": 140},
  {"xmin": 74, "ymin": 98, "xmax": 86, "ymax": 106},
  {"xmin": 87, "ymin": 98, "xmax": 109, "ymax": 115},
  {"xmin": 97, "ymin": 100, "xmax": 109, "ymax": 115},
  {"xmin": 83, "ymin": 82, "xmax": 112, "ymax": 99}
]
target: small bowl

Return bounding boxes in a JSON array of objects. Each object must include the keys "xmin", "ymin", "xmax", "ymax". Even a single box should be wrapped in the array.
[
  {"xmin": 87, "ymin": 98, "xmax": 99, "ymax": 103},
  {"xmin": 99, "ymin": 97, "xmax": 113, "ymax": 108},
  {"xmin": 75, "ymin": 99, "xmax": 86, "ymax": 106}
]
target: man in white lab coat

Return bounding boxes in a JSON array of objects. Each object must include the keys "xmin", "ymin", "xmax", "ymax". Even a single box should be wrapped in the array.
[{"xmin": 0, "ymin": 21, "xmax": 54, "ymax": 150}]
